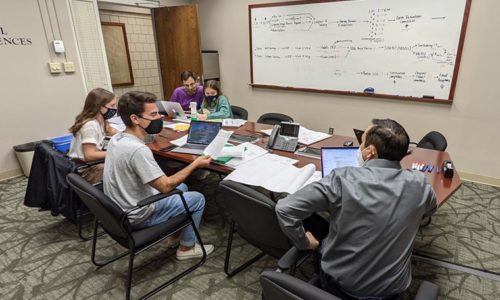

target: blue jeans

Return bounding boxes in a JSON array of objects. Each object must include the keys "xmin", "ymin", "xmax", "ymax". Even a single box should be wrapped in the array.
[{"xmin": 135, "ymin": 184, "xmax": 205, "ymax": 247}]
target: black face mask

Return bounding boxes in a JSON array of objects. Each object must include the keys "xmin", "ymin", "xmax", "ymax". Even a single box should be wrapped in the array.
[
  {"xmin": 102, "ymin": 107, "xmax": 117, "ymax": 120},
  {"xmin": 139, "ymin": 116, "xmax": 163, "ymax": 134},
  {"xmin": 205, "ymin": 95, "xmax": 217, "ymax": 104}
]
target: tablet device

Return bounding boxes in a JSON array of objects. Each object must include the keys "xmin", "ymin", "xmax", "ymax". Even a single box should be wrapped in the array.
[{"xmin": 321, "ymin": 147, "xmax": 359, "ymax": 177}]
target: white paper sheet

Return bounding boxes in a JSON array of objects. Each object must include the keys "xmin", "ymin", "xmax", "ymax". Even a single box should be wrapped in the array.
[
  {"xmin": 217, "ymin": 146, "xmax": 245, "ymax": 158},
  {"xmin": 224, "ymin": 155, "xmax": 317, "ymax": 194},
  {"xmin": 222, "ymin": 119, "xmax": 247, "ymax": 127},
  {"xmin": 203, "ymin": 130, "xmax": 233, "ymax": 157},
  {"xmin": 109, "ymin": 123, "xmax": 126, "ymax": 132},
  {"xmin": 224, "ymin": 143, "xmax": 269, "ymax": 168},
  {"xmin": 298, "ymin": 126, "xmax": 331, "ymax": 145},
  {"xmin": 170, "ymin": 135, "xmax": 188, "ymax": 146}
]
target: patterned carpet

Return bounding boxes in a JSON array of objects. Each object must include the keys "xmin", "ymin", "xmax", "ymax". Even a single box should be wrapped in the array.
[{"xmin": 1, "ymin": 174, "xmax": 500, "ymax": 299}]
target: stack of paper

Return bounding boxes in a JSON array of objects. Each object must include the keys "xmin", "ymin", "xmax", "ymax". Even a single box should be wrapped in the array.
[
  {"xmin": 224, "ymin": 155, "xmax": 320, "ymax": 194},
  {"xmin": 222, "ymin": 143, "xmax": 268, "ymax": 168},
  {"xmin": 260, "ymin": 126, "xmax": 331, "ymax": 145},
  {"xmin": 298, "ymin": 126, "xmax": 331, "ymax": 145}
]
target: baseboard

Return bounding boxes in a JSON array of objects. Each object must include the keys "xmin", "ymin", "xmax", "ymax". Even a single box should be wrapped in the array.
[
  {"xmin": 0, "ymin": 169, "xmax": 24, "ymax": 182},
  {"xmin": 460, "ymin": 172, "xmax": 500, "ymax": 187}
]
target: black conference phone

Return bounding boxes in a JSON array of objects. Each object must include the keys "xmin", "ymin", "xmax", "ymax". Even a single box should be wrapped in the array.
[{"xmin": 267, "ymin": 122, "xmax": 300, "ymax": 152}]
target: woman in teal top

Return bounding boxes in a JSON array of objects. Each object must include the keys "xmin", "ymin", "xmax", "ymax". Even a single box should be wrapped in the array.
[{"xmin": 196, "ymin": 80, "xmax": 233, "ymax": 120}]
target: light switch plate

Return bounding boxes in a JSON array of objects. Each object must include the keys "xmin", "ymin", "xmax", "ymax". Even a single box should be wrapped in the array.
[
  {"xmin": 48, "ymin": 62, "xmax": 62, "ymax": 74},
  {"xmin": 64, "ymin": 62, "xmax": 76, "ymax": 73}
]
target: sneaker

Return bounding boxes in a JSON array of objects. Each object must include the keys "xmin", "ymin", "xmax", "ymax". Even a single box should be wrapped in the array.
[
  {"xmin": 165, "ymin": 234, "xmax": 182, "ymax": 248},
  {"xmin": 176, "ymin": 243, "xmax": 214, "ymax": 261}
]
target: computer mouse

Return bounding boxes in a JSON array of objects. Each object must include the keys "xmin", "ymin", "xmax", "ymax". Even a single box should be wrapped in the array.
[{"xmin": 343, "ymin": 140, "xmax": 354, "ymax": 147}]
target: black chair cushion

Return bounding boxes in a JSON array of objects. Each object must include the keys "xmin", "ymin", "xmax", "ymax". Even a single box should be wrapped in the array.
[{"xmin": 129, "ymin": 214, "xmax": 189, "ymax": 249}]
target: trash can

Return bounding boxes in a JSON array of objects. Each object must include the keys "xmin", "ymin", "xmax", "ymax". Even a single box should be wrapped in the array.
[{"xmin": 13, "ymin": 142, "xmax": 39, "ymax": 177}]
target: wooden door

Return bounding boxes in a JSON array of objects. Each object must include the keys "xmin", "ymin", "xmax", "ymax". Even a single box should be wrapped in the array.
[{"xmin": 153, "ymin": 5, "xmax": 202, "ymax": 99}]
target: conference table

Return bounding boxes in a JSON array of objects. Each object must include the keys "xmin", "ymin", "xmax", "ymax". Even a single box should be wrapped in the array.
[{"xmin": 149, "ymin": 121, "xmax": 461, "ymax": 206}]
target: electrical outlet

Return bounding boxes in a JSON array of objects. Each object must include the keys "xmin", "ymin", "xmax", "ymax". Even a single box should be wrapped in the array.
[
  {"xmin": 328, "ymin": 127, "xmax": 334, "ymax": 135},
  {"xmin": 63, "ymin": 62, "xmax": 75, "ymax": 73},
  {"xmin": 48, "ymin": 62, "xmax": 62, "ymax": 74}
]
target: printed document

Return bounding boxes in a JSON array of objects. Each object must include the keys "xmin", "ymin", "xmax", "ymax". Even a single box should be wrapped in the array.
[
  {"xmin": 224, "ymin": 155, "xmax": 320, "ymax": 194},
  {"xmin": 203, "ymin": 130, "xmax": 233, "ymax": 158}
]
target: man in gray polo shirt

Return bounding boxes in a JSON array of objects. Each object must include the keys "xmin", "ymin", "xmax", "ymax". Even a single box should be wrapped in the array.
[
  {"xmin": 104, "ymin": 91, "xmax": 214, "ymax": 261},
  {"xmin": 276, "ymin": 119, "xmax": 437, "ymax": 299}
]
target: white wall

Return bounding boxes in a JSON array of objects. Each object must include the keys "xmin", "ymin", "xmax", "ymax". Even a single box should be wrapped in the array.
[
  {"xmin": 193, "ymin": 0, "xmax": 500, "ymax": 182},
  {"xmin": 0, "ymin": 0, "xmax": 87, "ymax": 179}
]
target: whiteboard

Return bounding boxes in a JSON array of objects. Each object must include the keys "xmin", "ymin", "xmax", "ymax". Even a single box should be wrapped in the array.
[{"xmin": 249, "ymin": 0, "xmax": 471, "ymax": 102}]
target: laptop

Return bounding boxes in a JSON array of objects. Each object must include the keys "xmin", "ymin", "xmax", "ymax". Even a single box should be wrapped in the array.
[
  {"xmin": 170, "ymin": 121, "xmax": 222, "ymax": 155},
  {"xmin": 353, "ymin": 128, "xmax": 365, "ymax": 144},
  {"xmin": 321, "ymin": 147, "xmax": 359, "ymax": 177},
  {"xmin": 157, "ymin": 101, "xmax": 189, "ymax": 120}
]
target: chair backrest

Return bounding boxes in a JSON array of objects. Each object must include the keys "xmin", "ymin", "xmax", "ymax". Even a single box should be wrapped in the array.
[
  {"xmin": 257, "ymin": 113, "xmax": 294, "ymax": 125},
  {"xmin": 231, "ymin": 105, "xmax": 248, "ymax": 120},
  {"xmin": 218, "ymin": 180, "xmax": 291, "ymax": 258},
  {"xmin": 260, "ymin": 271, "xmax": 340, "ymax": 300},
  {"xmin": 261, "ymin": 271, "xmax": 438, "ymax": 300},
  {"xmin": 417, "ymin": 131, "xmax": 447, "ymax": 151},
  {"xmin": 66, "ymin": 173, "xmax": 131, "ymax": 247}
]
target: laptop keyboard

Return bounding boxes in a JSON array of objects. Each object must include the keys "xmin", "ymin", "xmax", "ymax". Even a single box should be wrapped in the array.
[{"xmin": 183, "ymin": 144, "xmax": 206, "ymax": 150}]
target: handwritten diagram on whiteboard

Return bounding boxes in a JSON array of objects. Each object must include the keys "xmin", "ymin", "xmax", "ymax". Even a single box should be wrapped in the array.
[{"xmin": 250, "ymin": 0, "xmax": 469, "ymax": 101}]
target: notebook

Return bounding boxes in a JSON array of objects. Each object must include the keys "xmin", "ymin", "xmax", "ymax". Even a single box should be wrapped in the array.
[
  {"xmin": 170, "ymin": 121, "xmax": 222, "ymax": 155},
  {"xmin": 321, "ymin": 147, "xmax": 359, "ymax": 177}
]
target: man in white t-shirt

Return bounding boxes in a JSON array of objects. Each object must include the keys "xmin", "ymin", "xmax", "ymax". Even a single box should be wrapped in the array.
[{"xmin": 104, "ymin": 91, "xmax": 214, "ymax": 260}]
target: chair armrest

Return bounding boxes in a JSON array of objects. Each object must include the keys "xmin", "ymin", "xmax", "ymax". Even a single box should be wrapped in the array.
[
  {"xmin": 409, "ymin": 142, "xmax": 418, "ymax": 146},
  {"xmin": 121, "ymin": 189, "xmax": 184, "ymax": 227},
  {"xmin": 415, "ymin": 281, "xmax": 439, "ymax": 300},
  {"xmin": 137, "ymin": 189, "xmax": 182, "ymax": 207},
  {"xmin": 277, "ymin": 246, "xmax": 312, "ymax": 272}
]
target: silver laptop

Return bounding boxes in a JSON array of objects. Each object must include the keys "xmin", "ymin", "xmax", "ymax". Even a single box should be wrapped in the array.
[
  {"xmin": 157, "ymin": 101, "xmax": 188, "ymax": 120},
  {"xmin": 170, "ymin": 121, "xmax": 222, "ymax": 155}
]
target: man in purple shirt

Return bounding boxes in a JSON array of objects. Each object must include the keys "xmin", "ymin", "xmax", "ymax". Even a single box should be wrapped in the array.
[{"xmin": 170, "ymin": 70, "xmax": 204, "ymax": 110}]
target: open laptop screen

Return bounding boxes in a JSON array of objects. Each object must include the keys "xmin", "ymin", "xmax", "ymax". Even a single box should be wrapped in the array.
[
  {"xmin": 187, "ymin": 121, "xmax": 221, "ymax": 145},
  {"xmin": 353, "ymin": 128, "xmax": 364, "ymax": 144},
  {"xmin": 321, "ymin": 147, "xmax": 359, "ymax": 177}
]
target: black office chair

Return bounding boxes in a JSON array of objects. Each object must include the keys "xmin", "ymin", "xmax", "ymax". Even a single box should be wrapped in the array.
[
  {"xmin": 218, "ymin": 180, "xmax": 309, "ymax": 277},
  {"xmin": 24, "ymin": 142, "xmax": 101, "ymax": 241},
  {"xmin": 66, "ymin": 173, "xmax": 207, "ymax": 300},
  {"xmin": 414, "ymin": 131, "xmax": 447, "ymax": 151},
  {"xmin": 231, "ymin": 105, "xmax": 249, "ymax": 120},
  {"xmin": 257, "ymin": 112, "xmax": 294, "ymax": 125},
  {"xmin": 261, "ymin": 271, "xmax": 439, "ymax": 300}
]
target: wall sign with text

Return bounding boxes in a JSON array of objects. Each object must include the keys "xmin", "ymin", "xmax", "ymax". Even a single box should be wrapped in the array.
[{"xmin": 0, "ymin": 26, "xmax": 33, "ymax": 46}]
